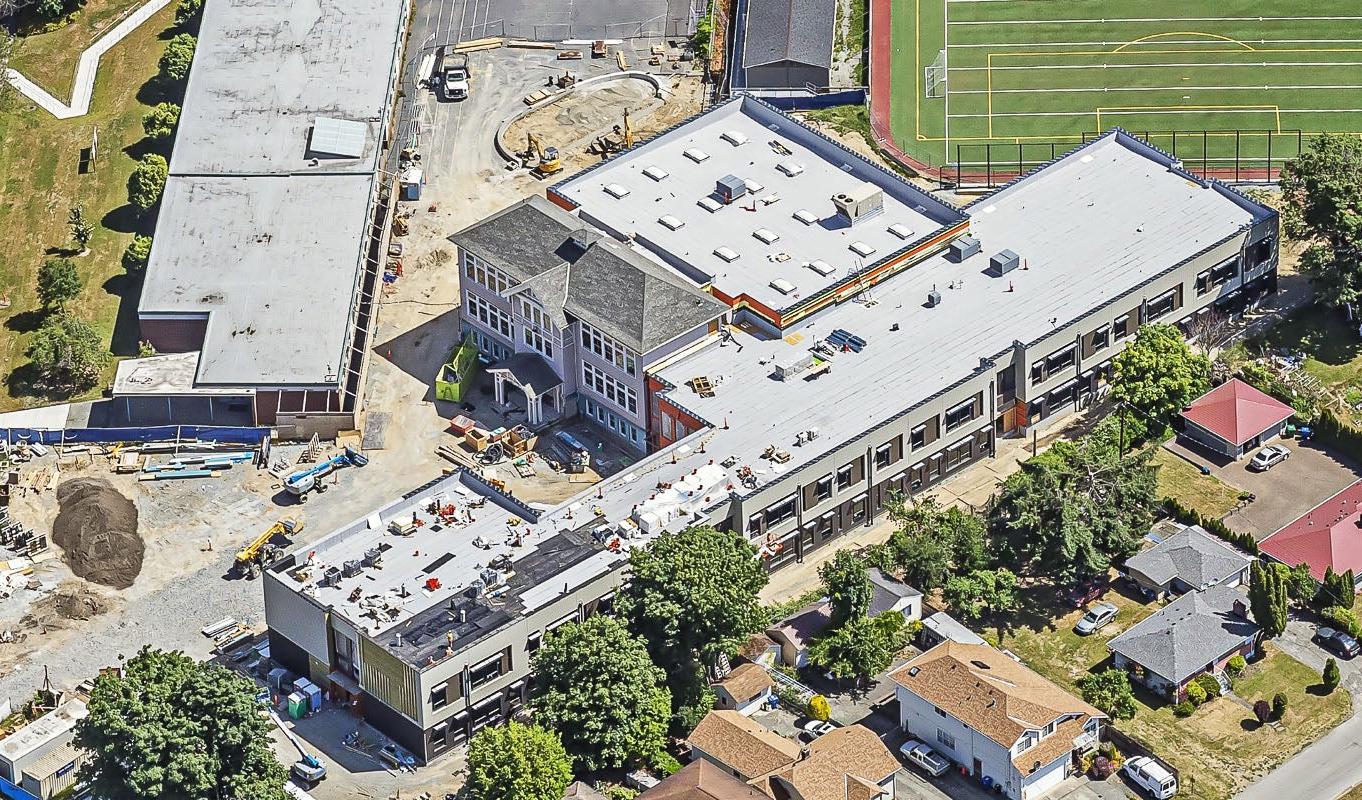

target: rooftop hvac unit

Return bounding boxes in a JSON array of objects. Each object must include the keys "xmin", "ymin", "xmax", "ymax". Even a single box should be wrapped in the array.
[
  {"xmin": 773, "ymin": 351, "xmax": 815, "ymax": 379},
  {"xmin": 362, "ymin": 547, "xmax": 382, "ymax": 567},
  {"xmin": 480, "ymin": 567, "xmax": 502, "ymax": 587},
  {"xmin": 831, "ymin": 182, "xmax": 884, "ymax": 225},
  {"xmin": 716, "ymin": 174, "xmax": 747, "ymax": 204},
  {"xmin": 990, "ymin": 249, "xmax": 1020, "ymax": 276},
  {"xmin": 926, "ymin": 287, "xmax": 942, "ymax": 307},
  {"xmin": 320, "ymin": 566, "xmax": 342, "ymax": 588},
  {"xmin": 342, "ymin": 559, "xmax": 362, "ymax": 578},
  {"xmin": 948, "ymin": 235, "xmax": 981, "ymax": 262}
]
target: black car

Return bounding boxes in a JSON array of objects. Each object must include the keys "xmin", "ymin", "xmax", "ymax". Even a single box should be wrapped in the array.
[{"xmin": 1316, "ymin": 626, "xmax": 1361, "ymax": 658}]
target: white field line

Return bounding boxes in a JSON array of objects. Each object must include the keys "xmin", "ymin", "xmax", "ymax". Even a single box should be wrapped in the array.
[
  {"xmin": 947, "ymin": 38, "xmax": 1362, "ymax": 48},
  {"xmin": 948, "ymin": 16, "xmax": 1362, "ymax": 25},
  {"xmin": 948, "ymin": 108, "xmax": 1362, "ymax": 119},
  {"xmin": 950, "ymin": 84, "xmax": 1362, "ymax": 95},
  {"xmin": 2, "ymin": 0, "xmax": 175, "ymax": 119},
  {"xmin": 949, "ymin": 60, "xmax": 1362, "ymax": 71}
]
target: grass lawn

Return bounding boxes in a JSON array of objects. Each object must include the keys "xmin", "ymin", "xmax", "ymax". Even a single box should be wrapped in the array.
[
  {"xmin": 8, "ymin": 0, "xmax": 156, "ymax": 100},
  {"xmin": 1255, "ymin": 308, "xmax": 1362, "ymax": 400},
  {"xmin": 0, "ymin": 1, "xmax": 178, "ymax": 410},
  {"xmin": 986, "ymin": 589, "xmax": 1350, "ymax": 799},
  {"xmin": 1152, "ymin": 448, "xmax": 1244, "ymax": 520}
]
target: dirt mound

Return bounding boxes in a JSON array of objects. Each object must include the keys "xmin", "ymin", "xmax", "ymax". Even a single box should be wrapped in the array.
[
  {"xmin": 52, "ymin": 478, "xmax": 143, "ymax": 589},
  {"xmin": 52, "ymin": 586, "xmax": 109, "ymax": 620}
]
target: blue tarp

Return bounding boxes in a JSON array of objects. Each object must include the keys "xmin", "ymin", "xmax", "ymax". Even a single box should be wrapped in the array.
[
  {"xmin": 0, "ymin": 776, "xmax": 40, "ymax": 800},
  {"xmin": 0, "ymin": 425, "xmax": 270, "ymax": 446}
]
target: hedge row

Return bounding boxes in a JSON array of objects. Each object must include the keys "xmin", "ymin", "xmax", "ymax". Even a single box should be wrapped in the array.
[
  {"xmin": 1162, "ymin": 497, "xmax": 1258, "ymax": 555},
  {"xmin": 1313, "ymin": 410, "xmax": 1362, "ymax": 464}
]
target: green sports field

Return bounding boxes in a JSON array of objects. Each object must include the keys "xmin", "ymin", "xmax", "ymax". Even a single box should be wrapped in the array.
[{"xmin": 885, "ymin": 0, "xmax": 1362, "ymax": 177}]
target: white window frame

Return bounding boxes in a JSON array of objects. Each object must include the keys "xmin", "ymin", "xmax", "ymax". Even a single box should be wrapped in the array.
[
  {"xmin": 467, "ymin": 293, "xmax": 513, "ymax": 339},
  {"xmin": 464, "ymin": 253, "xmax": 513, "ymax": 295},
  {"xmin": 582, "ymin": 362, "xmax": 638, "ymax": 415},
  {"xmin": 580, "ymin": 322, "xmax": 638, "ymax": 376}
]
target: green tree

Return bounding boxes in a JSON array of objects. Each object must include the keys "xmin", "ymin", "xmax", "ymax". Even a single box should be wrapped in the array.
[
  {"xmin": 1284, "ymin": 562, "xmax": 1318, "ymax": 606},
  {"xmin": 129, "ymin": 154, "xmax": 168, "ymax": 211},
  {"xmin": 942, "ymin": 568, "xmax": 1018, "ymax": 622},
  {"xmin": 1318, "ymin": 566, "xmax": 1355, "ymax": 609},
  {"xmin": 68, "ymin": 206, "xmax": 93, "ymax": 251},
  {"xmin": 531, "ymin": 616, "xmax": 670, "ymax": 770},
  {"xmin": 27, "ymin": 313, "xmax": 106, "ymax": 391},
  {"xmin": 1272, "ymin": 692, "xmax": 1288, "ymax": 721},
  {"xmin": 808, "ymin": 610, "xmax": 908, "ymax": 684},
  {"xmin": 159, "ymin": 34, "xmax": 197, "ymax": 81},
  {"xmin": 1279, "ymin": 134, "xmax": 1362, "ymax": 309},
  {"xmin": 37, "ymin": 256, "xmax": 83, "ymax": 310},
  {"xmin": 1250, "ymin": 560, "xmax": 1288, "ymax": 638},
  {"xmin": 123, "ymin": 235, "xmax": 153, "ymax": 271},
  {"xmin": 990, "ymin": 430, "xmax": 1156, "ymax": 584},
  {"xmin": 820, "ymin": 549, "xmax": 872, "ymax": 627},
  {"xmin": 174, "ymin": 0, "xmax": 203, "ymax": 25},
  {"xmin": 886, "ymin": 497, "xmax": 988, "ymax": 592},
  {"xmin": 75, "ymin": 647, "xmax": 287, "ymax": 800},
  {"xmin": 1324, "ymin": 657, "xmax": 1341, "ymax": 693},
  {"xmin": 1111, "ymin": 323, "xmax": 1210, "ymax": 426},
  {"xmin": 465, "ymin": 722, "xmax": 573, "ymax": 800},
  {"xmin": 1077, "ymin": 668, "xmax": 1137, "ymax": 721},
  {"xmin": 142, "ymin": 102, "xmax": 181, "ymax": 140}
]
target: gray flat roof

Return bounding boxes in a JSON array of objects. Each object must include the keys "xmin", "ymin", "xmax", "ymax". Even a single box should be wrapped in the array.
[
  {"xmin": 554, "ymin": 97, "xmax": 965, "ymax": 313},
  {"xmin": 649, "ymin": 131, "xmax": 1267, "ymax": 493},
  {"xmin": 140, "ymin": 175, "xmax": 373, "ymax": 387},
  {"xmin": 169, "ymin": 0, "xmax": 404, "ymax": 176}
]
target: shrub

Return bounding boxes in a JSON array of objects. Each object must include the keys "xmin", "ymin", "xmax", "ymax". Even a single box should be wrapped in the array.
[
  {"xmin": 1172, "ymin": 701, "xmax": 1195, "ymax": 718},
  {"xmin": 1162, "ymin": 497, "xmax": 1259, "ymax": 554},
  {"xmin": 1090, "ymin": 756, "xmax": 1116, "ymax": 780},
  {"xmin": 159, "ymin": 34, "xmax": 197, "ymax": 81},
  {"xmin": 1194, "ymin": 673, "xmax": 1222, "ymax": 700},
  {"xmin": 1185, "ymin": 680, "xmax": 1207, "ymax": 707},
  {"xmin": 1253, "ymin": 699, "xmax": 1272, "ymax": 724},
  {"xmin": 1097, "ymin": 741, "xmax": 1116, "ymax": 760},
  {"xmin": 174, "ymin": 0, "xmax": 203, "ymax": 25},
  {"xmin": 1272, "ymin": 692, "xmax": 1288, "ymax": 721},
  {"xmin": 122, "ymin": 235, "xmax": 153, "ymax": 271},
  {"xmin": 142, "ymin": 102, "xmax": 181, "ymax": 140},
  {"xmin": 1324, "ymin": 658, "xmax": 1341, "ymax": 693},
  {"xmin": 128, "ymin": 155, "xmax": 168, "ymax": 211},
  {"xmin": 1322, "ymin": 606, "xmax": 1362, "ymax": 638},
  {"xmin": 651, "ymin": 750, "xmax": 681, "ymax": 777},
  {"xmin": 808, "ymin": 695, "xmax": 831, "ymax": 722},
  {"xmin": 1226, "ymin": 655, "xmax": 1247, "ymax": 677},
  {"xmin": 605, "ymin": 786, "xmax": 637, "ymax": 800}
]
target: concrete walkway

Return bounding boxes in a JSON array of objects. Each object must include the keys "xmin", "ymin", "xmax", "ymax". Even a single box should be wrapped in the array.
[{"xmin": 3, "ymin": 0, "xmax": 175, "ymax": 119}]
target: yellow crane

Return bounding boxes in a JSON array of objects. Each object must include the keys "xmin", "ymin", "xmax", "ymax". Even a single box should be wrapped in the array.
[
  {"xmin": 234, "ymin": 516, "xmax": 304, "ymax": 578},
  {"xmin": 526, "ymin": 132, "xmax": 562, "ymax": 177},
  {"xmin": 622, "ymin": 107, "xmax": 633, "ymax": 149}
]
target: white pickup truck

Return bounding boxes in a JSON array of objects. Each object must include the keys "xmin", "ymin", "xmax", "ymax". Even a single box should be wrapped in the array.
[{"xmin": 438, "ymin": 50, "xmax": 469, "ymax": 100}]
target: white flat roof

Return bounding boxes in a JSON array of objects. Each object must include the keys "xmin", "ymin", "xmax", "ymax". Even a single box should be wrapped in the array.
[
  {"xmin": 555, "ymin": 97, "xmax": 965, "ymax": 312},
  {"xmin": 0, "ymin": 699, "xmax": 86, "ymax": 764},
  {"xmin": 139, "ymin": 175, "xmax": 373, "ymax": 387},
  {"xmin": 112, "ymin": 352, "xmax": 246, "ymax": 395}
]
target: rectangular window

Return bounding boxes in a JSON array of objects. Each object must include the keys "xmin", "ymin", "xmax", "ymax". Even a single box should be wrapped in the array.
[
  {"xmin": 1091, "ymin": 326, "xmax": 1110, "ymax": 352},
  {"xmin": 1195, "ymin": 270, "xmax": 1211, "ymax": 296},
  {"xmin": 944, "ymin": 438, "xmax": 972, "ymax": 471},
  {"xmin": 1048, "ymin": 380, "xmax": 1078, "ymax": 409},
  {"xmin": 1030, "ymin": 361, "xmax": 1046, "ymax": 386},
  {"xmin": 836, "ymin": 463, "xmax": 854, "ymax": 491},
  {"xmin": 523, "ymin": 326, "xmax": 554, "ymax": 359},
  {"xmin": 431, "ymin": 683, "xmax": 448, "ymax": 710},
  {"xmin": 1045, "ymin": 345, "xmax": 1076, "ymax": 374},
  {"xmin": 944, "ymin": 398, "xmax": 976, "ymax": 432},
  {"xmin": 911, "ymin": 424, "xmax": 927, "ymax": 450},
  {"xmin": 582, "ymin": 362, "xmax": 638, "ymax": 415},
  {"xmin": 765, "ymin": 494, "xmax": 797, "ymax": 526},
  {"xmin": 875, "ymin": 443, "xmax": 893, "ymax": 468},
  {"xmin": 1114, "ymin": 314, "xmax": 1132, "ymax": 339},
  {"xmin": 814, "ymin": 474, "xmax": 833, "ymax": 502},
  {"xmin": 466, "ymin": 293, "xmax": 513, "ymax": 339},
  {"xmin": 1147, "ymin": 289, "xmax": 1177, "ymax": 320},
  {"xmin": 580, "ymin": 322, "xmax": 638, "ymax": 376},
  {"xmin": 937, "ymin": 729, "xmax": 956, "ymax": 750},
  {"xmin": 929, "ymin": 454, "xmax": 943, "ymax": 479},
  {"xmin": 465, "ymin": 253, "xmax": 512, "ymax": 295},
  {"xmin": 661, "ymin": 414, "xmax": 674, "ymax": 440}
]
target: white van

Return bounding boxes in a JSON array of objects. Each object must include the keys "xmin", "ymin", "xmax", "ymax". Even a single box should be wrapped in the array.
[{"xmin": 1123, "ymin": 756, "xmax": 1177, "ymax": 799}]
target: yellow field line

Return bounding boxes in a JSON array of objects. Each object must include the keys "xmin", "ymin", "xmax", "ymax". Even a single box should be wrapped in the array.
[
  {"xmin": 1112, "ymin": 31, "xmax": 1256, "ymax": 52},
  {"xmin": 1096, "ymin": 104, "xmax": 1282, "ymax": 135}
]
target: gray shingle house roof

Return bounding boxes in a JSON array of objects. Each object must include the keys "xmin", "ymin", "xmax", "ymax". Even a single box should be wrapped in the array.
[
  {"xmin": 1107, "ymin": 585, "xmax": 1259, "ymax": 685},
  {"xmin": 742, "ymin": 0, "xmax": 835, "ymax": 69},
  {"xmin": 867, "ymin": 568, "xmax": 922, "ymax": 617},
  {"xmin": 1125, "ymin": 524, "xmax": 1253, "ymax": 591},
  {"xmin": 450, "ymin": 197, "xmax": 727, "ymax": 354}
]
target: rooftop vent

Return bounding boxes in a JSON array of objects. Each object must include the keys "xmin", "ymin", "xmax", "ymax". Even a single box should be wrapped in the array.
[
  {"xmin": 721, "ymin": 130, "xmax": 749, "ymax": 146},
  {"xmin": 744, "ymin": 179, "xmax": 765, "ymax": 194},
  {"xmin": 716, "ymin": 174, "xmax": 748, "ymax": 204},
  {"xmin": 806, "ymin": 260, "xmax": 835, "ymax": 276},
  {"xmin": 888, "ymin": 223, "xmax": 916, "ymax": 240},
  {"xmin": 792, "ymin": 209, "xmax": 818, "ymax": 225},
  {"xmin": 659, "ymin": 215, "xmax": 685, "ymax": 231},
  {"xmin": 604, "ymin": 183, "xmax": 630, "ymax": 199},
  {"xmin": 776, "ymin": 160, "xmax": 804, "ymax": 177},
  {"xmin": 642, "ymin": 165, "xmax": 669, "ymax": 181},
  {"xmin": 770, "ymin": 278, "xmax": 796, "ymax": 295},
  {"xmin": 832, "ymin": 183, "xmax": 885, "ymax": 225},
  {"xmin": 948, "ymin": 235, "xmax": 981, "ymax": 262},
  {"xmin": 990, "ymin": 249, "xmax": 1020, "ymax": 276},
  {"xmin": 698, "ymin": 196, "xmax": 723, "ymax": 213},
  {"xmin": 926, "ymin": 286, "xmax": 942, "ymax": 307},
  {"xmin": 714, "ymin": 246, "xmax": 740, "ymax": 262},
  {"xmin": 753, "ymin": 228, "xmax": 780, "ymax": 244},
  {"xmin": 849, "ymin": 241, "xmax": 876, "ymax": 257},
  {"xmin": 684, "ymin": 147, "xmax": 710, "ymax": 163}
]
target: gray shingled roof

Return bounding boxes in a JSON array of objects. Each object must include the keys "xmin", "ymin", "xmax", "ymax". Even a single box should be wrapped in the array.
[
  {"xmin": 1107, "ymin": 585, "xmax": 1259, "ymax": 684},
  {"xmin": 1125, "ymin": 525, "xmax": 1253, "ymax": 591},
  {"xmin": 867, "ymin": 567, "xmax": 922, "ymax": 617},
  {"xmin": 450, "ymin": 197, "xmax": 727, "ymax": 354},
  {"xmin": 743, "ymin": 0, "xmax": 835, "ymax": 70}
]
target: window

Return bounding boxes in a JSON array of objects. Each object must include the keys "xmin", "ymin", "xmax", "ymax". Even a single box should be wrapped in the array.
[
  {"xmin": 928, "ymin": 454, "xmax": 943, "ymax": 479},
  {"xmin": 814, "ymin": 474, "xmax": 833, "ymax": 502},
  {"xmin": 1147, "ymin": 289, "xmax": 1177, "ymax": 320},
  {"xmin": 747, "ymin": 512, "xmax": 763, "ymax": 531},
  {"xmin": 431, "ymin": 682, "xmax": 449, "ymax": 710},
  {"xmin": 580, "ymin": 322, "xmax": 638, "ymax": 376},
  {"xmin": 875, "ymin": 442, "xmax": 893, "ymax": 468},
  {"xmin": 470, "ymin": 653, "xmax": 505, "ymax": 689},
  {"xmin": 911, "ymin": 424, "xmax": 927, "ymax": 450},
  {"xmin": 836, "ymin": 463, "xmax": 854, "ymax": 491},
  {"xmin": 1043, "ymin": 721, "xmax": 1056, "ymax": 737},
  {"xmin": 582, "ymin": 362, "xmax": 638, "ymax": 414},
  {"xmin": 934, "ymin": 707, "xmax": 947, "ymax": 719},
  {"xmin": 466, "ymin": 293, "xmax": 513, "ymax": 339},
  {"xmin": 661, "ymin": 414, "xmax": 674, "ymax": 440},
  {"xmin": 523, "ymin": 327, "xmax": 554, "ymax": 359},
  {"xmin": 1247, "ymin": 237, "xmax": 1274, "ymax": 268},
  {"xmin": 1114, "ymin": 314, "xmax": 1132, "ymax": 339},
  {"xmin": 1045, "ymin": 345, "xmax": 1076, "ymax": 374},
  {"xmin": 1048, "ymin": 380, "xmax": 1077, "ymax": 409},
  {"xmin": 1090, "ymin": 326, "xmax": 1110, "ymax": 353},
  {"xmin": 464, "ymin": 253, "xmax": 512, "ymax": 295},
  {"xmin": 765, "ymin": 494, "xmax": 797, "ymax": 526},
  {"xmin": 944, "ymin": 438, "xmax": 972, "ymax": 471},
  {"xmin": 944, "ymin": 398, "xmax": 976, "ymax": 432},
  {"xmin": 937, "ymin": 729, "xmax": 956, "ymax": 750}
]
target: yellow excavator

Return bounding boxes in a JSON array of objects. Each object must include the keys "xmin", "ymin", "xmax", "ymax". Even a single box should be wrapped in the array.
[
  {"xmin": 526, "ymin": 132, "xmax": 562, "ymax": 178},
  {"xmin": 592, "ymin": 109, "xmax": 635, "ymax": 155},
  {"xmin": 234, "ymin": 516, "xmax": 304, "ymax": 579}
]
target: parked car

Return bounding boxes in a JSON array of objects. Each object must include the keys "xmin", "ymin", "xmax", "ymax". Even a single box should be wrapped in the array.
[
  {"xmin": 898, "ymin": 740, "xmax": 951, "ymax": 777},
  {"xmin": 1123, "ymin": 756, "xmax": 1177, "ymax": 799},
  {"xmin": 801, "ymin": 719, "xmax": 836, "ymax": 737},
  {"xmin": 1248, "ymin": 444, "xmax": 1290, "ymax": 471},
  {"xmin": 1316, "ymin": 626, "xmax": 1361, "ymax": 658},
  {"xmin": 1064, "ymin": 578, "xmax": 1106, "ymax": 609},
  {"xmin": 1074, "ymin": 601, "xmax": 1119, "ymax": 635}
]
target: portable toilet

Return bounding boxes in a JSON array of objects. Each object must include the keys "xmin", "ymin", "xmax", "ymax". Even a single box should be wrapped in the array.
[
  {"xmin": 302, "ymin": 682, "xmax": 323, "ymax": 713},
  {"xmin": 268, "ymin": 667, "xmax": 292, "ymax": 692},
  {"xmin": 287, "ymin": 691, "xmax": 309, "ymax": 719},
  {"xmin": 400, "ymin": 167, "xmax": 425, "ymax": 201}
]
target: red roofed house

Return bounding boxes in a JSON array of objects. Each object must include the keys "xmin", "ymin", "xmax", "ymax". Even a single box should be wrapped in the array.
[
  {"xmin": 1178, "ymin": 378, "xmax": 1295, "ymax": 459},
  {"xmin": 1261, "ymin": 481, "xmax": 1362, "ymax": 586}
]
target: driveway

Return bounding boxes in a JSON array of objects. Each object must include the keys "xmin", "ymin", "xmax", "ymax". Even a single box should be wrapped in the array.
[{"xmin": 1167, "ymin": 437, "xmax": 1361, "ymax": 540}]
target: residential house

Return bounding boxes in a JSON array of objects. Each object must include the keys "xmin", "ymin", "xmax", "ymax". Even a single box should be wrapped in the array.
[
  {"xmin": 640, "ymin": 760, "xmax": 771, "ymax": 800},
  {"xmin": 1178, "ymin": 378, "xmax": 1295, "ymax": 459},
  {"xmin": 1123, "ymin": 523, "xmax": 1253, "ymax": 599},
  {"xmin": 918, "ymin": 612, "xmax": 985, "ymax": 650},
  {"xmin": 1108, "ymin": 584, "xmax": 1259, "ymax": 701},
  {"xmin": 766, "ymin": 602, "xmax": 832, "ymax": 669},
  {"xmin": 891, "ymin": 641, "xmax": 1105, "ymax": 800},
  {"xmin": 739, "ymin": 633, "xmax": 782, "ymax": 668},
  {"xmin": 867, "ymin": 568, "xmax": 923, "ymax": 620},
  {"xmin": 714, "ymin": 664, "xmax": 775, "ymax": 715},
  {"xmin": 688, "ymin": 711, "xmax": 803, "ymax": 782},
  {"xmin": 1260, "ymin": 480, "xmax": 1362, "ymax": 586}
]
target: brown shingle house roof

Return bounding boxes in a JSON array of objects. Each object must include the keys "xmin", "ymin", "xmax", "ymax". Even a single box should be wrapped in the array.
[
  {"xmin": 756, "ymin": 725, "xmax": 899, "ymax": 800},
  {"xmin": 715, "ymin": 664, "xmax": 774, "ymax": 704},
  {"xmin": 640, "ymin": 760, "xmax": 771, "ymax": 800},
  {"xmin": 688, "ymin": 711, "xmax": 801, "ymax": 779}
]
